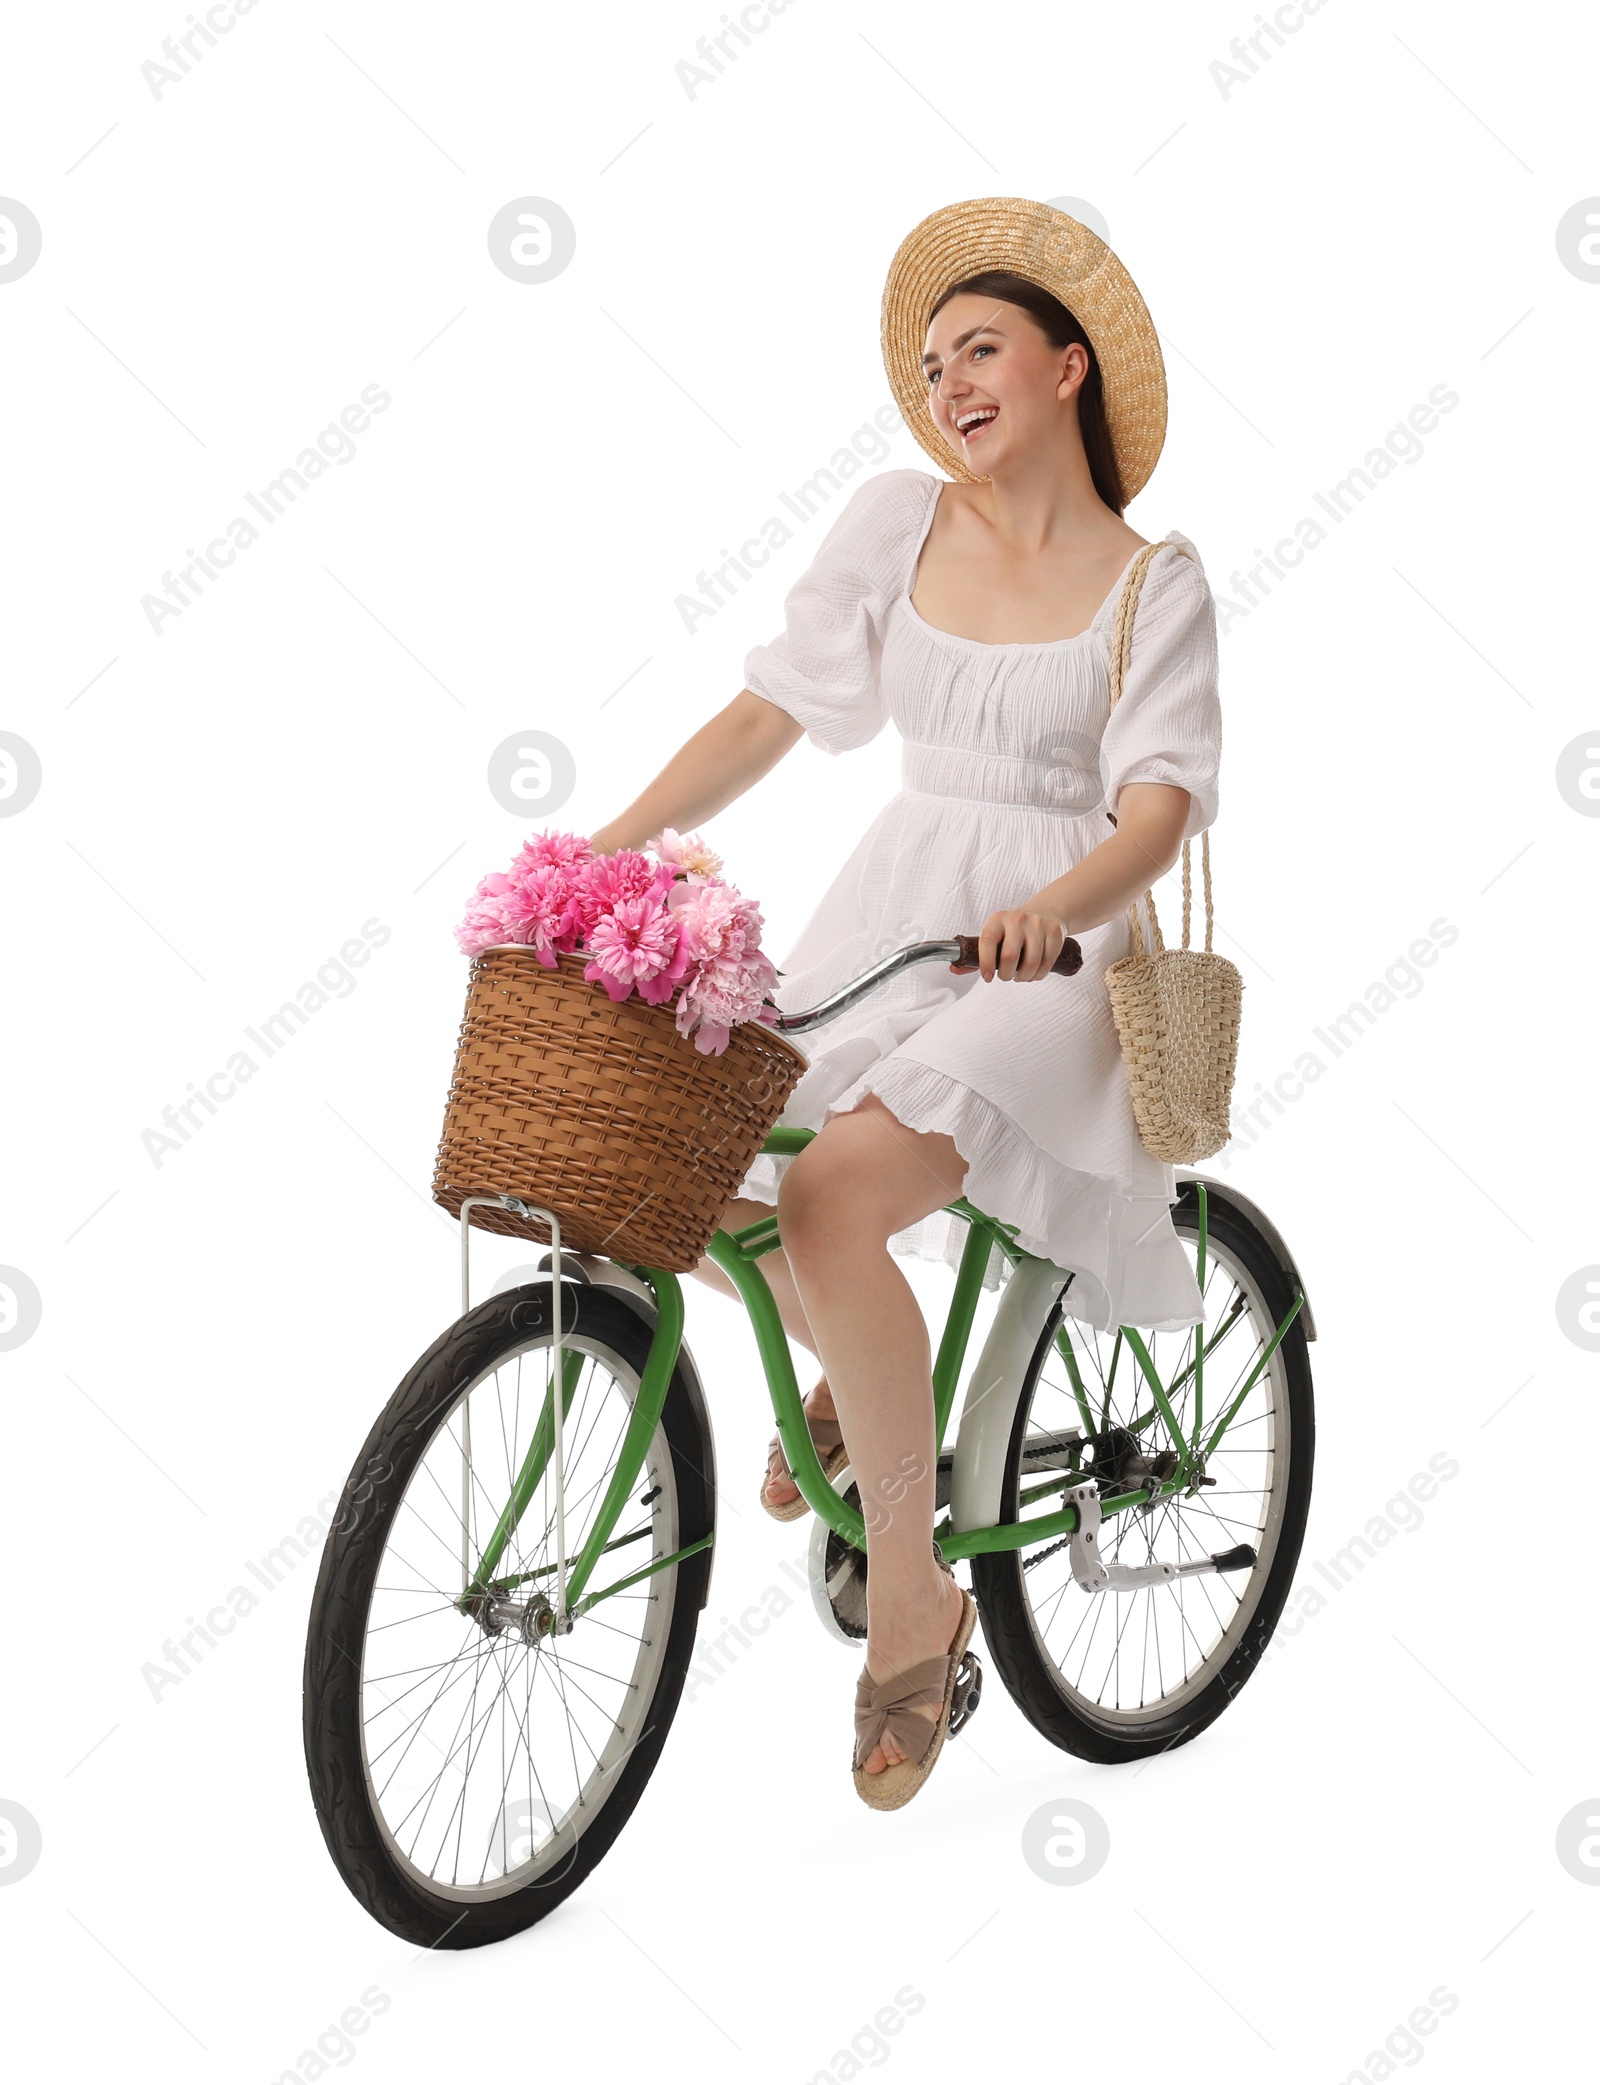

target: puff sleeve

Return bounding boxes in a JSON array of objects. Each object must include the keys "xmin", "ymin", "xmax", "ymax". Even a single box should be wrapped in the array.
[
  {"xmin": 1100, "ymin": 535, "xmax": 1221, "ymax": 845},
  {"xmin": 743, "ymin": 471, "xmax": 926, "ymax": 756}
]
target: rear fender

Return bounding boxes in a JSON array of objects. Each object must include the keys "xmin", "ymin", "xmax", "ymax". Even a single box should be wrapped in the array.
[
  {"xmin": 1175, "ymin": 1173, "xmax": 1317, "ymax": 1342},
  {"xmin": 948, "ymin": 1257, "xmax": 1074, "ymax": 1536},
  {"xmin": 948, "ymin": 1179, "xmax": 1313, "ymax": 1534}
]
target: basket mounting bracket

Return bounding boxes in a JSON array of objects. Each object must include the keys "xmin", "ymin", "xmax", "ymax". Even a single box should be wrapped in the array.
[{"xmin": 456, "ymin": 1194, "xmax": 571, "ymax": 1631}]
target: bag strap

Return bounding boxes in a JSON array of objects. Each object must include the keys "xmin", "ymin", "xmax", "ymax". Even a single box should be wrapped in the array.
[{"xmin": 1104, "ymin": 540, "xmax": 1214, "ymax": 959}]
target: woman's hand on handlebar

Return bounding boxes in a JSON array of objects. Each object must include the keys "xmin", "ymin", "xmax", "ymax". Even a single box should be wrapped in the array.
[{"xmin": 952, "ymin": 905, "xmax": 1071, "ymax": 983}]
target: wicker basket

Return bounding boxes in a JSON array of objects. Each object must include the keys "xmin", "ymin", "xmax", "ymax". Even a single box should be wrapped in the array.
[{"xmin": 432, "ymin": 946, "xmax": 809, "ymax": 1272}]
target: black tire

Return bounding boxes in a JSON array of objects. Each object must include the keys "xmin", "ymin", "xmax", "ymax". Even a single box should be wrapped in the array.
[
  {"xmin": 971, "ymin": 1193, "xmax": 1314, "ymax": 1763},
  {"xmin": 303, "ymin": 1280, "xmax": 714, "ymax": 1947}
]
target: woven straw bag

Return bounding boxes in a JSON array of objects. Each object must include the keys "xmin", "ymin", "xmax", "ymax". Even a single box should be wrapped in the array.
[{"xmin": 1101, "ymin": 542, "xmax": 1242, "ymax": 1164}]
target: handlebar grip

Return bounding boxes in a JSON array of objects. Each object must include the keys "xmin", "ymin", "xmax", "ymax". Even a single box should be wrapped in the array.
[{"xmin": 952, "ymin": 932, "xmax": 1084, "ymax": 977}]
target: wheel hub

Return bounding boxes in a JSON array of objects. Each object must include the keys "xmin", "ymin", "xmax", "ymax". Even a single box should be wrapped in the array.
[{"xmin": 470, "ymin": 1590, "xmax": 560, "ymax": 1643}]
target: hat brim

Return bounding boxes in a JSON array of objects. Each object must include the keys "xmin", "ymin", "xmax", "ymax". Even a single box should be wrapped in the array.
[{"xmin": 880, "ymin": 196, "xmax": 1168, "ymax": 502}]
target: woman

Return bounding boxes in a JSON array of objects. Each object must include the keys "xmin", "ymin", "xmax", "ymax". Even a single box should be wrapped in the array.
[{"xmin": 588, "ymin": 196, "xmax": 1221, "ymax": 1809}]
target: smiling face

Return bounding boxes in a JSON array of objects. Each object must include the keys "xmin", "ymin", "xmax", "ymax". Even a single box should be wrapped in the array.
[{"xmin": 921, "ymin": 292, "xmax": 1090, "ymax": 475}]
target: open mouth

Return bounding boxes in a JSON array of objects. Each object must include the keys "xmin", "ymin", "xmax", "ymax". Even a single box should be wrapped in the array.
[{"xmin": 955, "ymin": 406, "xmax": 998, "ymax": 444}]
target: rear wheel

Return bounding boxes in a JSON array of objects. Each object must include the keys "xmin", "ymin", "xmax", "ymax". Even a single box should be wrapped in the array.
[
  {"xmin": 971, "ymin": 1192, "xmax": 1313, "ymax": 1762},
  {"xmin": 303, "ymin": 1280, "xmax": 714, "ymax": 1946}
]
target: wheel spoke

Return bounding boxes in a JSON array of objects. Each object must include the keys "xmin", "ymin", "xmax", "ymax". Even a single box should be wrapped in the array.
[
  {"xmin": 1006, "ymin": 1218, "xmax": 1296, "ymax": 1731},
  {"xmin": 337, "ymin": 1315, "xmax": 691, "ymax": 1906}
]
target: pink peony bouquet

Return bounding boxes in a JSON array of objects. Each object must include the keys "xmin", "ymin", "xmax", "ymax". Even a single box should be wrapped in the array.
[{"xmin": 453, "ymin": 826, "xmax": 782, "ymax": 1056}]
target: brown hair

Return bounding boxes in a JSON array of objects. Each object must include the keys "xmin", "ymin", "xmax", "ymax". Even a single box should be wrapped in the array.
[{"xmin": 927, "ymin": 270, "xmax": 1125, "ymax": 514}]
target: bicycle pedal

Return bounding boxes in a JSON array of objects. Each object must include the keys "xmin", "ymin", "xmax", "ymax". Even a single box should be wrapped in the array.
[{"xmin": 947, "ymin": 1650, "xmax": 983, "ymax": 1738}]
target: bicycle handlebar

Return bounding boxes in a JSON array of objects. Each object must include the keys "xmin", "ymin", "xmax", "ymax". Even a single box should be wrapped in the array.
[{"xmin": 770, "ymin": 932, "xmax": 1083, "ymax": 1037}]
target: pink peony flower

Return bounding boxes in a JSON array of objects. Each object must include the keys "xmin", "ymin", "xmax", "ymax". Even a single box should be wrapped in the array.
[
  {"xmin": 510, "ymin": 830, "xmax": 595, "ymax": 882},
  {"xmin": 455, "ymin": 825, "xmax": 778, "ymax": 1051},
  {"xmin": 667, "ymin": 878, "xmax": 765, "ymax": 968},
  {"xmin": 674, "ymin": 944, "xmax": 780, "ymax": 1053},
  {"xmin": 455, "ymin": 871, "xmax": 527, "ymax": 957},
  {"xmin": 503, "ymin": 862, "xmax": 585, "ymax": 968},
  {"xmin": 569, "ymin": 848, "xmax": 676, "ymax": 938},
  {"xmin": 584, "ymin": 894, "xmax": 694, "ymax": 1005},
  {"xmin": 651, "ymin": 827, "xmax": 724, "ymax": 881}
]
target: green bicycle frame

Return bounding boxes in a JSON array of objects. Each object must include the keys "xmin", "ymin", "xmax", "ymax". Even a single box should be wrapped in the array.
[{"xmin": 458, "ymin": 1133, "xmax": 1304, "ymax": 1620}]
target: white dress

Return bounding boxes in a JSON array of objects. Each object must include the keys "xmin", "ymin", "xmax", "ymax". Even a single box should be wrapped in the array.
[{"xmin": 736, "ymin": 467, "xmax": 1222, "ymax": 1336}]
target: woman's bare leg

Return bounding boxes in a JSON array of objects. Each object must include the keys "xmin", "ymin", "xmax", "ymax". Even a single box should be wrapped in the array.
[
  {"xmin": 686, "ymin": 1195, "xmax": 836, "ymax": 1509},
  {"xmin": 775, "ymin": 1092, "xmax": 971, "ymax": 1777}
]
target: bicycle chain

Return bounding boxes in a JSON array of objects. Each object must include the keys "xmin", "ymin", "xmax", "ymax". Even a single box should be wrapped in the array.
[{"xmin": 1022, "ymin": 1529, "xmax": 1076, "ymax": 1574}]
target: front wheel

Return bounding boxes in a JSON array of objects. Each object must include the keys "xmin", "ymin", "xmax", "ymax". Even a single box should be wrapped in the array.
[
  {"xmin": 303, "ymin": 1279, "xmax": 714, "ymax": 1947},
  {"xmin": 971, "ymin": 1191, "xmax": 1313, "ymax": 1763}
]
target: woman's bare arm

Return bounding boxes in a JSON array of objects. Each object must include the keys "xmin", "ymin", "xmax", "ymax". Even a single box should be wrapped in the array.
[
  {"xmin": 1034, "ymin": 782, "xmax": 1193, "ymax": 937},
  {"xmin": 588, "ymin": 691, "xmax": 804, "ymax": 853}
]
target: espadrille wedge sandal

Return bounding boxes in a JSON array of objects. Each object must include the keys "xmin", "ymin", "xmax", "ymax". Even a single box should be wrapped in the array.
[
  {"xmin": 852, "ymin": 1574, "xmax": 981, "ymax": 1812},
  {"xmin": 760, "ymin": 1401, "xmax": 849, "ymax": 1522}
]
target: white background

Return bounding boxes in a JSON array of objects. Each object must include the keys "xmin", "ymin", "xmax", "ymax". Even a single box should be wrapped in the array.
[{"xmin": 2, "ymin": 0, "xmax": 1594, "ymax": 2076}]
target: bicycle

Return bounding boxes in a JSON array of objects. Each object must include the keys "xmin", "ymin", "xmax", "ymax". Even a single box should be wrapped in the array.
[{"xmin": 302, "ymin": 932, "xmax": 1315, "ymax": 1948}]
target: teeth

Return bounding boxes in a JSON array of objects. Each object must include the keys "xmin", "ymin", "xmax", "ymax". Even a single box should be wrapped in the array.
[{"xmin": 957, "ymin": 408, "xmax": 997, "ymax": 432}]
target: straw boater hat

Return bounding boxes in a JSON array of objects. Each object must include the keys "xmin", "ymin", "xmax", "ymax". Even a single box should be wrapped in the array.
[{"xmin": 880, "ymin": 195, "xmax": 1169, "ymax": 501}]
